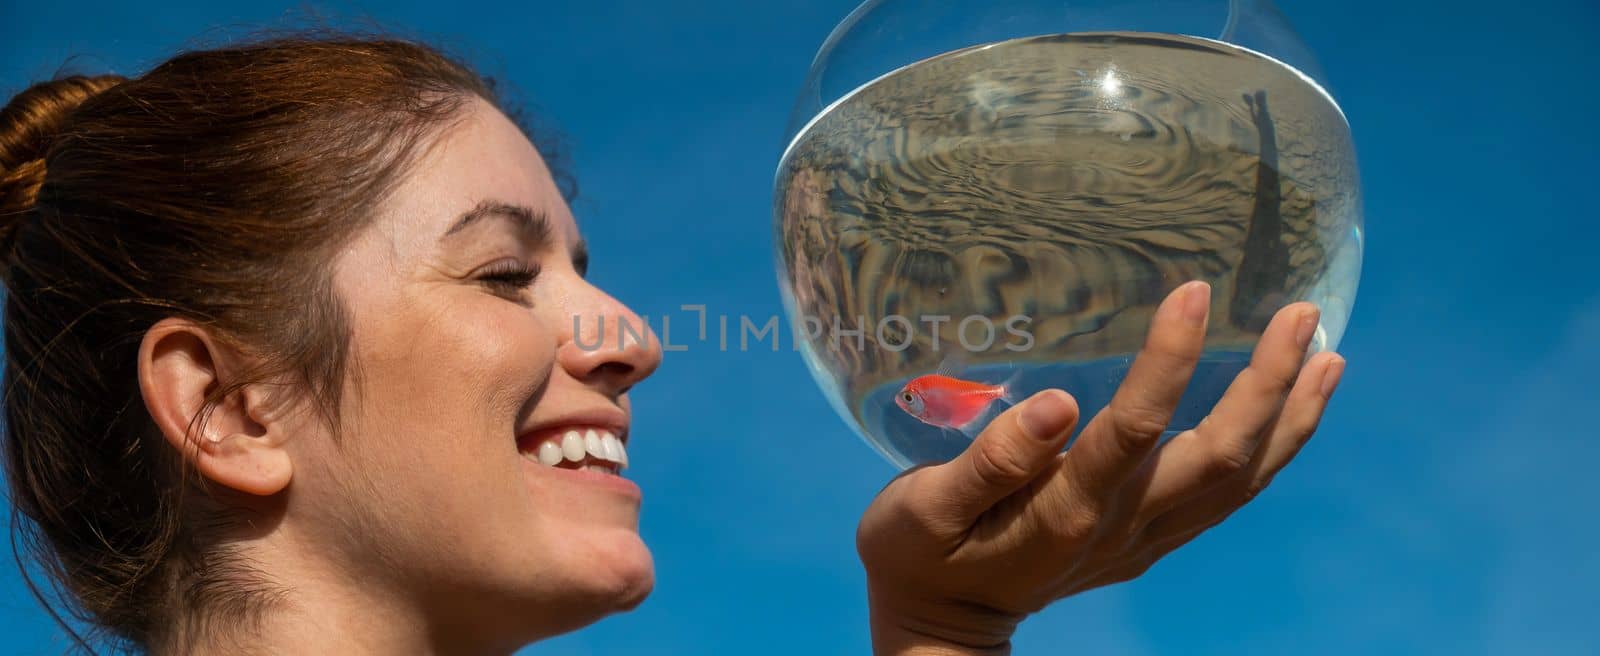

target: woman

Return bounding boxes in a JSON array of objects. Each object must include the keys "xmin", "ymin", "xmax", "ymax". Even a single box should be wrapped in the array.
[{"xmin": 0, "ymin": 34, "xmax": 1343, "ymax": 654}]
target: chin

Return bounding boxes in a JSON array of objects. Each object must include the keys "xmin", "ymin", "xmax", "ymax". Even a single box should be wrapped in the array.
[
  {"xmin": 538, "ymin": 527, "xmax": 656, "ymax": 615},
  {"xmin": 480, "ymin": 533, "xmax": 655, "ymax": 645},
  {"xmin": 583, "ymin": 529, "xmax": 655, "ymax": 613}
]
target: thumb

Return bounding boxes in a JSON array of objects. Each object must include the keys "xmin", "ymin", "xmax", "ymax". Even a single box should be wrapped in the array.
[{"xmin": 924, "ymin": 390, "xmax": 1080, "ymax": 525}]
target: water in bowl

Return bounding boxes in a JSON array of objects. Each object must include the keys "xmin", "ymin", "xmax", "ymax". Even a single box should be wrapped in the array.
[{"xmin": 775, "ymin": 31, "xmax": 1362, "ymax": 469}]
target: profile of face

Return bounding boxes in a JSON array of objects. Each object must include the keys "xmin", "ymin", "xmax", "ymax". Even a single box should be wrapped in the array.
[{"xmin": 271, "ymin": 98, "xmax": 661, "ymax": 645}]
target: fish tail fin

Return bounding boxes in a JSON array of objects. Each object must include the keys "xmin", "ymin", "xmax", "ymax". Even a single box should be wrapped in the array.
[{"xmin": 1000, "ymin": 368, "xmax": 1026, "ymax": 405}]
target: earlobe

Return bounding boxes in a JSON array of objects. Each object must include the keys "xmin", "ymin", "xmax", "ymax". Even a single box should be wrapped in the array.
[{"xmin": 138, "ymin": 318, "xmax": 293, "ymax": 496}]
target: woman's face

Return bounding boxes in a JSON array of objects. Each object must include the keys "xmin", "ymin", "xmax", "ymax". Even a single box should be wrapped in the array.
[{"xmin": 286, "ymin": 98, "xmax": 660, "ymax": 645}]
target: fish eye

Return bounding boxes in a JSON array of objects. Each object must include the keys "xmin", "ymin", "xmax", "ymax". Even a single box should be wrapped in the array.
[{"xmin": 902, "ymin": 392, "xmax": 914, "ymax": 403}]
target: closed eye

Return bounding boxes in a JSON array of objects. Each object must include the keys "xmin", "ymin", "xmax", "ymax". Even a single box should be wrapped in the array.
[{"xmin": 476, "ymin": 259, "xmax": 542, "ymax": 299}]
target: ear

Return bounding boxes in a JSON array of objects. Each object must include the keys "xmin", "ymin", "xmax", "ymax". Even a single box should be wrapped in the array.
[{"xmin": 138, "ymin": 318, "xmax": 292, "ymax": 496}]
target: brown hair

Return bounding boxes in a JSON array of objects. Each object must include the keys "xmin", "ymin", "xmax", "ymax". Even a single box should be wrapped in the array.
[{"xmin": 0, "ymin": 34, "xmax": 563, "ymax": 650}]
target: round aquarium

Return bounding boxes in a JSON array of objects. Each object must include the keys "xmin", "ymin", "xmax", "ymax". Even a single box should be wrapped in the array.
[{"xmin": 773, "ymin": 0, "xmax": 1362, "ymax": 470}]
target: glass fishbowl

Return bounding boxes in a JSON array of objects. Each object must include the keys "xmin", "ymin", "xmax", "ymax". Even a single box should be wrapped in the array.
[{"xmin": 774, "ymin": 0, "xmax": 1362, "ymax": 469}]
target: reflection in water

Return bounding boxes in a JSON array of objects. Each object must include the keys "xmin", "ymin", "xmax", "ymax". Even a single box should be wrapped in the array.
[{"xmin": 775, "ymin": 32, "xmax": 1362, "ymax": 468}]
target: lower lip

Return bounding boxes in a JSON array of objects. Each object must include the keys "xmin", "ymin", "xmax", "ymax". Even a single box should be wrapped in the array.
[{"xmin": 522, "ymin": 458, "xmax": 642, "ymax": 501}]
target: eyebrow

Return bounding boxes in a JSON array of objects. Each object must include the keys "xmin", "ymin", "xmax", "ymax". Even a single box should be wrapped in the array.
[
  {"xmin": 442, "ymin": 199, "xmax": 590, "ymax": 274},
  {"xmin": 442, "ymin": 200, "xmax": 553, "ymax": 245}
]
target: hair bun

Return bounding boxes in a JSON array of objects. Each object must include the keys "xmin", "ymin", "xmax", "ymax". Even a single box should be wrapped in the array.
[{"xmin": 0, "ymin": 74, "xmax": 125, "ymax": 250}]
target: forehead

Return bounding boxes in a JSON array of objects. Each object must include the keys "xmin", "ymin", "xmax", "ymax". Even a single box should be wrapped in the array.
[{"xmin": 371, "ymin": 98, "xmax": 578, "ymax": 250}]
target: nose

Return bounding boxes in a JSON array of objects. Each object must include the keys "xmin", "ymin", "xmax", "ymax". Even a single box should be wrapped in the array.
[{"xmin": 556, "ymin": 280, "xmax": 662, "ymax": 396}]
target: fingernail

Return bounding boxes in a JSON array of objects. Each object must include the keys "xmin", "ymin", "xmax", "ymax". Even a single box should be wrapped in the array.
[
  {"xmin": 1183, "ymin": 281, "xmax": 1211, "ymax": 326},
  {"xmin": 1296, "ymin": 306, "xmax": 1321, "ymax": 350},
  {"xmin": 1320, "ymin": 357, "xmax": 1345, "ymax": 398},
  {"xmin": 1019, "ymin": 391, "xmax": 1074, "ymax": 441}
]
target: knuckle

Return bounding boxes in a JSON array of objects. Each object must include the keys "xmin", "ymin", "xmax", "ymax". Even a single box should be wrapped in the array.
[
  {"xmin": 1114, "ymin": 548, "xmax": 1161, "ymax": 584},
  {"xmin": 1205, "ymin": 441, "xmax": 1254, "ymax": 480},
  {"xmin": 1111, "ymin": 404, "xmax": 1169, "ymax": 449},
  {"xmin": 1065, "ymin": 515, "xmax": 1101, "ymax": 543},
  {"xmin": 971, "ymin": 437, "xmax": 1031, "ymax": 488},
  {"xmin": 1283, "ymin": 409, "xmax": 1326, "ymax": 442},
  {"xmin": 1058, "ymin": 503, "xmax": 1103, "ymax": 540},
  {"xmin": 1242, "ymin": 474, "xmax": 1274, "ymax": 503}
]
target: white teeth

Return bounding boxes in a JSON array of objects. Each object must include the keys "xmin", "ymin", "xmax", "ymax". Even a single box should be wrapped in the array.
[
  {"xmin": 536, "ymin": 440, "xmax": 564, "ymax": 466},
  {"xmin": 561, "ymin": 430, "xmax": 585, "ymax": 462},
  {"xmin": 600, "ymin": 432, "xmax": 622, "ymax": 464},
  {"xmin": 582, "ymin": 464, "xmax": 612, "ymax": 474},
  {"xmin": 526, "ymin": 428, "xmax": 629, "ymax": 470}
]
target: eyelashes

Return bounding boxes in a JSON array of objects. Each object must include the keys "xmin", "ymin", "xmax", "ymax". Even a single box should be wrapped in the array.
[{"xmin": 475, "ymin": 259, "xmax": 542, "ymax": 297}]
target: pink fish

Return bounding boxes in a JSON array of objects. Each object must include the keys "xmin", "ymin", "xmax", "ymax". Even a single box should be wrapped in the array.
[{"xmin": 895, "ymin": 370, "xmax": 1021, "ymax": 435}]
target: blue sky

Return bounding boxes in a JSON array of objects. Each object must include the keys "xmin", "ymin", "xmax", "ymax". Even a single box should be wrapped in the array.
[{"xmin": 2, "ymin": 0, "xmax": 1596, "ymax": 653}]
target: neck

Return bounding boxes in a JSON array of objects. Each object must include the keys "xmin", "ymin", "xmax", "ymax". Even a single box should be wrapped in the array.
[{"xmin": 150, "ymin": 527, "xmax": 522, "ymax": 656}]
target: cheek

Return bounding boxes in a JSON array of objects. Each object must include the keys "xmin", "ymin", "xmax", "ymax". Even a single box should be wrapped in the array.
[
  {"xmin": 362, "ymin": 296, "xmax": 552, "ymax": 415},
  {"xmin": 332, "ymin": 295, "xmax": 554, "ymax": 514},
  {"xmin": 370, "ymin": 302, "xmax": 550, "ymax": 494}
]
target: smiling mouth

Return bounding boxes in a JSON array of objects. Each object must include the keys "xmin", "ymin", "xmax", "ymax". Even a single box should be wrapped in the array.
[{"xmin": 518, "ymin": 427, "xmax": 628, "ymax": 475}]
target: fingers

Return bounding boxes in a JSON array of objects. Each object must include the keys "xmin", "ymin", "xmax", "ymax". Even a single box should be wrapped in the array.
[
  {"xmin": 1252, "ymin": 352, "xmax": 1343, "ymax": 477},
  {"xmin": 1052, "ymin": 281, "xmax": 1211, "ymax": 515},
  {"xmin": 1138, "ymin": 351, "xmax": 1344, "ymax": 545},
  {"xmin": 918, "ymin": 390, "xmax": 1081, "ymax": 527},
  {"xmin": 1120, "ymin": 302, "xmax": 1321, "ymax": 521}
]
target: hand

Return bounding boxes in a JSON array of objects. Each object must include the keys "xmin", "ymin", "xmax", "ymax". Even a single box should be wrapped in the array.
[{"xmin": 858, "ymin": 281, "xmax": 1346, "ymax": 655}]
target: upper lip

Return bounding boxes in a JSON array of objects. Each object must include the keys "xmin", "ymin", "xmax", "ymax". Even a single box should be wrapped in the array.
[{"xmin": 517, "ymin": 407, "xmax": 630, "ymax": 446}]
